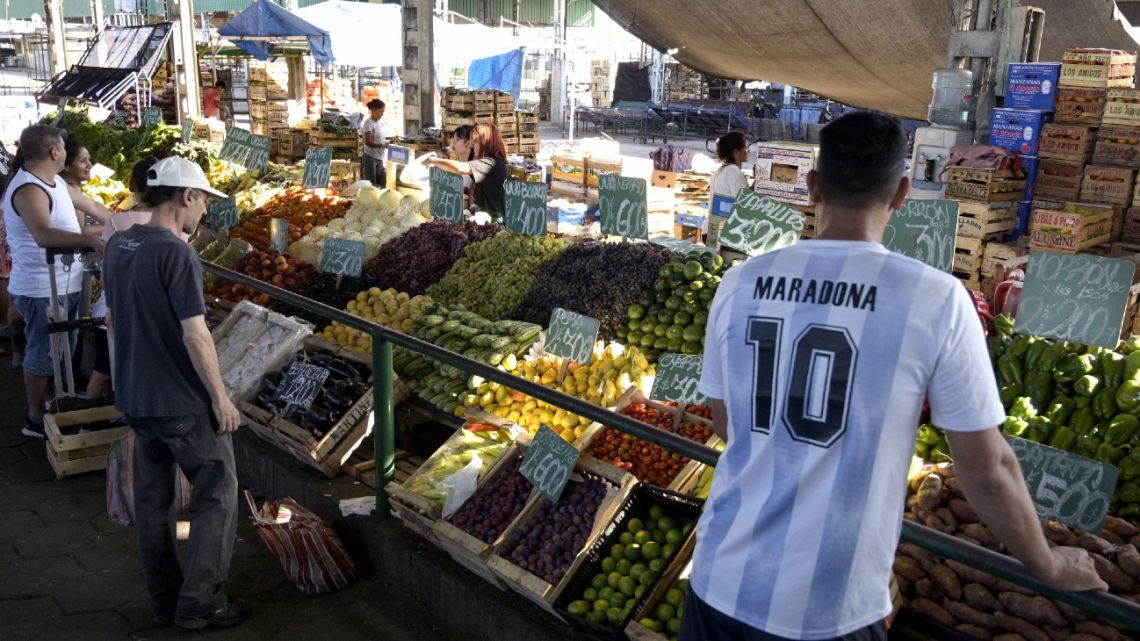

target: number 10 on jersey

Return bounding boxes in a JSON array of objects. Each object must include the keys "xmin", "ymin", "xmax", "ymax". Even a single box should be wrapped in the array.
[{"xmin": 747, "ymin": 317, "xmax": 857, "ymax": 448}]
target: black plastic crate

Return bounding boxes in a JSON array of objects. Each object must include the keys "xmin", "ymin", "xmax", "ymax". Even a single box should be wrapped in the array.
[{"xmin": 553, "ymin": 485, "xmax": 703, "ymax": 640}]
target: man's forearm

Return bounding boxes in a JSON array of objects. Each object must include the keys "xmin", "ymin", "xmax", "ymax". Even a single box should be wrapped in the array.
[
  {"xmin": 183, "ymin": 333, "xmax": 229, "ymax": 405},
  {"xmin": 32, "ymin": 227, "xmax": 95, "ymax": 250}
]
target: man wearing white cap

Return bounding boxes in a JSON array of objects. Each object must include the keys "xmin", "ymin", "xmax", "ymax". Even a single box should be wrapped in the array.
[{"xmin": 102, "ymin": 156, "xmax": 250, "ymax": 631}]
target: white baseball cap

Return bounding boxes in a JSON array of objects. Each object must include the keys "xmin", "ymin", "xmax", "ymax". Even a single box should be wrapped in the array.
[{"xmin": 146, "ymin": 156, "xmax": 228, "ymax": 199}]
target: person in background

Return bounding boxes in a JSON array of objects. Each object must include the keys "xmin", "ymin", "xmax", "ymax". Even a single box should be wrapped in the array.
[
  {"xmin": 2, "ymin": 125, "xmax": 103, "ymax": 438},
  {"xmin": 0, "ymin": 142, "xmax": 22, "ymax": 369},
  {"xmin": 706, "ymin": 131, "xmax": 750, "ymax": 243},
  {"xmin": 449, "ymin": 125, "xmax": 476, "ymax": 202},
  {"xmin": 102, "ymin": 156, "xmax": 246, "ymax": 631},
  {"xmin": 61, "ymin": 136, "xmax": 113, "ymax": 227},
  {"xmin": 683, "ymin": 111, "xmax": 1106, "ymax": 641},
  {"xmin": 203, "ymin": 80, "xmax": 226, "ymax": 120},
  {"xmin": 362, "ymin": 99, "xmax": 388, "ymax": 186},
  {"xmin": 426, "ymin": 123, "xmax": 507, "ymax": 217}
]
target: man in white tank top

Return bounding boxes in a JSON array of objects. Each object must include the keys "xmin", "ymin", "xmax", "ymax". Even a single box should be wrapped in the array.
[{"xmin": 1, "ymin": 124, "xmax": 102, "ymax": 438}]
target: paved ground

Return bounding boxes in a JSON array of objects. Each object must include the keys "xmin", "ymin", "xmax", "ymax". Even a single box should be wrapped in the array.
[{"xmin": 0, "ymin": 363, "xmax": 456, "ymax": 641}]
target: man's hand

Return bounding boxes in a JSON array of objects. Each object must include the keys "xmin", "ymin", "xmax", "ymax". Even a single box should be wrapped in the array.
[
  {"xmin": 213, "ymin": 397, "xmax": 241, "ymax": 433},
  {"xmin": 1035, "ymin": 546, "xmax": 1109, "ymax": 593},
  {"xmin": 87, "ymin": 234, "xmax": 105, "ymax": 256}
]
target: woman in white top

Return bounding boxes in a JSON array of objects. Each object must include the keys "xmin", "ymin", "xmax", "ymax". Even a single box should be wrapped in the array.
[{"xmin": 707, "ymin": 131, "xmax": 750, "ymax": 243}]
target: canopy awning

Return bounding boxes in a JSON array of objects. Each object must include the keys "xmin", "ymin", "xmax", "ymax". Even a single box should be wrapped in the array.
[
  {"xmin": 218, "ymin": 0, "xmax": 334, "ymax": 68},
  {"xmin": 292, "ymin": 0, "xmax": 401, "ymax": 68}
]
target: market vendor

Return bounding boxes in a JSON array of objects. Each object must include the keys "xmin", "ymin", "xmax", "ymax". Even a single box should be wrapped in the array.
[
  {"xmin": 707, "ymin": 131, "xmax": 750, "ymax": 243},
  {"xmin": 426, "ymin": 124, "xmax": 507, "ymax": 216},
  {"xmin": 362, "ymin": 99, "xmax": 388, "ymax": 187},
  {"xmin": 203, "ymin": 80, "xmax": 225, "ymax": 120}
]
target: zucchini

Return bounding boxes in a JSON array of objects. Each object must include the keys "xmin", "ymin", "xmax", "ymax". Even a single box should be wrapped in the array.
[{"xmin": 421, "ymin": 314, "xmax": 445, "ymax": 327}]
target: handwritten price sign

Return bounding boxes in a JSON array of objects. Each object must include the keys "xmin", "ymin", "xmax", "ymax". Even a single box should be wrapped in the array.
[
  {"xmin": 519, "ymin": 424, "xmax": 581, "ymax": 501},
  {"xmin": 276, "ymin": 362, "xmax": 330, "ymax": 408},
  {"xmin": 1008, "ymin": 437, "xmax": 1118, "ymax": 533},
  {"xmin": 719, "ymin": 189, "xmax": 803, "ymax": 256},
  {"xmin": 303, "ymin": 147, "xmax": 333, "ymax": 189},
  {"xmin": 430, "ymin": 167, "xmax": 465, "ymax": 223},
  {"xmin": 545, "ymin": 308, "xmax": 600, "ymax": 365},
  {"xmin": 141, "ymin": 106, "xmax": 162, "ymax": 128},
  {"xmin": 219, "ymin": 127, "xmax": 252, "ymax": 164},
  {"xmin": 650, "ymin": 354, "xmax": 707, "ymax": 404},
  {"xmin": 599, "ymin": 174, "xmax": 648, "ymax": 240},
  {"xmin": 884, "ymin": 199, "xmax": 959, "ymax": 273},
  {"xmin": 504, "ymin": 180, "xmax": 547, "ymax": 237},
  {"xmin": 247, "ymin": 134, "xmax": 271, "ymax": 172},
  {"xmin": 319, "ymin": 238, "xmax": 365, "ymax": 277},
  {"xmin": 207, "ymin": 198, "xmax": 238, "ymax": 231},
  {"xmin": 1015, "ymin": 252, "xmax": 1135, "ymax": 348}
]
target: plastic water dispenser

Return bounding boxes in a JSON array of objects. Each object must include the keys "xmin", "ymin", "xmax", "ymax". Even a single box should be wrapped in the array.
[{"xmin": 909, "ymin": 69, "xmax": 976, "ymax": 200}]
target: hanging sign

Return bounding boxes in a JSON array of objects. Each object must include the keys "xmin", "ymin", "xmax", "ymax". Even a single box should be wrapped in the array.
[
  {"xmin": 429, "ymin": 167, "xmax": 465, "ymax": 223},
  {"xmin": 269, "ymin": 218, "xmax": 289, "ymax": 253},
  {"xmin": 302, "ymin": 147, "xmax": 333, "ymax": 189},
  {"xmin": 247, "ymin": 134, "xmax": 271, "ymax": 172},
  {"xmin": 719, "ymin": 189, "xmax": 802, "ymax": 256},
  {"xmin": 319, "ymin": 238, "xmax": 365, "ymax": 277},
  {"xmin": 599, "ymin": 174, "xmax": 648, "ymax": 240},
  {"xmin": 545, "ymin": 308, "xmax": 599, "ymax": 365},
  {"xmin": 504, "ymin": 180, "xmax": 547, "ymax": 237},
  {"xmin": 1014, "ymin": 252, "xmax": 1135, "ymax": 348},
  {"xmin": 207, "ymin": 198, "xmax": 238, "ymax": 231},
  {"xmin": 276, "ymin": 362, "xmax": 330, "ymax": 408},
  {"xmin": 884, "ymin": 199, "xmax": 959, "ymax": 272},
  {"xmin": 650, "ymin": 354, "xmax": 707, "ymax": 405},
  {"xmin": 519, "ymin": 424, "xmax": 581, "ymax": 502},
  {"xmin": 1008, "ymin": 437, "xmax": 1118, "ymax": 534}
]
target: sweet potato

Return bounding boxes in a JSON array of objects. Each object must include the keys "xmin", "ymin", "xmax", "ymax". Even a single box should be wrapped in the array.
[
  {"xmin": 915, "ymin": 578, "xmax": 935, "ymax": 598},
  {"xmin": 1076, "ymin": 533, "xmax": 1115, "ymax": 557},
  {"xmin": 956, "ymin": 623, "xmax": 994, "ymax": 641},
  {"xmin": 964, "ymin": 582, "xmax": 1003, "ymax": 612},
  {"xmin": 1115, "ymin": 544, "xmax": 1140, "ymax": 581},
  {"xmin": 965, "ymin": 523, "xmax": 1002, "ymax": 549},
  {"xmin": 898, "ymin": 542, "xmax": 937, "ymax": 566},
  {"xmin": 936, "ymin": 506, "xmax": 959, "ymax": 532},
  {"xmin": 1099, "ymin": 529, "xmax": 1125, "ymax": 546},
  {"xmin": 1053, "ymin": 601, "xmax": 1087, "ymax": 623},
  {"xmin": 944, "ymin": 599, "xmax": 997, "ymax": 628},
  {"xmin": 1103, "ymin": 516, "xmax": 1139, "ymax": 540},
  {"xmin": 957, "ymin": 534, "xmax": 983, "ymax": 547},
  {"xmin": 921, "ymin": 511, "xmax": 950, "ymax": 532},
  {"xmin": 910, "ymin": 598, "xmax": 955, "ymax": 627},
  {"xmin": 917, "ymin": 474, "xmax": 944, "ymax": 510},
  {"xmin": 1043, "ymin": 522, "xmax": 1079, "ymax": 547},
  {"xmin": 1043, "ymin": 627, "xmax": 1073, "ymax": 641},
  {"xmin": 998, "ymin": 592, "xmax": 1065, "ymax": 627},
  {"xmin": 1066, "ymin": 634, "xmax": 1108, "ymax": 641},
  {"xmin": 993, "ymin": 579, "xmax": 1036, "ymax": 596},
  {"xmin": 929, "ymin": 564, "xmax": 963, "ymax": 600},
  {"xmin": 894, "ymin": 556, "xmax": 925, "ymax": 583},
  {"xmin": 1092, "ymin": 554, "xmax": 1134, "ymax": 593},
  {"xmin": 1074, "ymin": 621, "xmax": 1124, "ymax": 641},
  {"xmin": 994, "ymin": 635, "xmax": 1029, "ymax": 641},
  {"xmin": 910, "ymin": 469, "xmax": 932, "ymax": 492},
  {"xmin": 945, "ymin": 476, "xmax": 965, "ymax": 498},
  {"xmin": 948, "ymin": 559, "xmax": 997, "ymax": 587},
  {"xmin": 1130, "ymin": 534, "xmax": 1140, "ymax": 549},
  {"xmin": 995, "ymin": 611, "xmax": 1051, "ymax": 641},
  {"xmin": 950, "ymin": 498, "xmax": 980, "ymax": 524}
]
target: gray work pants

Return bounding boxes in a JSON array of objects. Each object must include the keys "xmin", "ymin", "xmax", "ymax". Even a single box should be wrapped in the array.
[{"xmin": 129, "ymin": 413, "xmax": 238, "ymax": 620}]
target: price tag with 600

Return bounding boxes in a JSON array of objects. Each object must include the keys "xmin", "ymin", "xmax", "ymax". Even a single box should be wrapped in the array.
[{"xmin": 519, "ymin": 424, "xmax": 580, "ymax": 501}]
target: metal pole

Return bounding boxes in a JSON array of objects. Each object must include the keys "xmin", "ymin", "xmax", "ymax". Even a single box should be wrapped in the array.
[{"xmin": 371, "ymin": 334, "xmax": 395, "ymax": 518}]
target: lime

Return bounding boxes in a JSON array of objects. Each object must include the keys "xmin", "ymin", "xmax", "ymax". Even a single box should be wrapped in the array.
[
  {"xmin": 682, "ymin": 290, "xmax": 698, "ymax": 305},
  {"xmin": 606, "ymin": 607, "xmax": 624, "ymax": 626},
  {"xmin": 659, "ymin": 264, "xmax": 673, "ymax": 278},
  {"xmin": 601, "ymin": 557, "xmax": 617, "ymax": 573},
  {"xmin": 666, "ymin": 617, "xmax": 682, "ymax": 634},
  {"xmin": 656, "ymin": 308, "xmax": 673, "ymax": 323},
  {"xmin": 682, "ymin": 261, "xmax": 703, "ymax": 280},
  {"xmin": 685, "ymin": 300, "xmax": 702, "ymax": 315},
  {"xmin": 627, "ymin": 330, "xmax": 642, "ymax": 344},
  {"xmin": 666, "ymin": 325, "xmax": 684, "ymax": 341},
  {"xmin": 627, "ymin": 318, "xmax": 642, "ymax": 332},
  {"xmin": 673, "ymin": 310, "xmax": 692, "ymax": 325},
  {"xmin": 681, "ymin": 342, "xmax": 702, "ymax": 355},
  {"xmin": 639, "ymin": 618, "xmax": 661, "ymax": 632},
  {"xmin": 639, "ymin": 570, "xmax": 657, "ymax": 586},
  {"xmin": 665, "ymin": 296, "xmax": 682, "ymax": 311},
  {"xmin": 628, "ymin": 518, "xmax": 644, "ymax": 533},
  {"xmin": 666, "ymin": 528, "xmax": 683, "ymax": 545},
  {"xmin": 698, "ymin": 288, "xmax": 715, "ymax": 303},
  {"xmin": 599, "ymin": 586, "xmax": 614, "ymax": 600},
  {"xmin": 642, "ymin": 541, "xmax": 662, "ymax": 560},
  {"xmin": 649, "ymin": 558, "xmax": 667, "ymax": 573},
  {"xmin": 711, "ymin": 253, "xmax": 725, "ymax": 269},
  {"xmin": 654, "ymin": 530, "xmax": 668, "ymax": 544},
  {"xmin": 654, "ymin": 324, "xmax": 669, "ymax": 338},
  {"xmin": 628, "ymin": 304, "xmax": 645, "ymax": 320},
  {"xmin": 634, "ymin": 584, "xmax": 646, "ymax": 599},
  {"xmin": 688, "ymin": 279, "xmax": 704, "ymax": 291},
  {"xmin": 655, "ymin": 602, "xmax": 677, "ymax": 622},
  {"xmin": 586, "ymin": 611, "xmax": 606, "ymax": 625},
  {"xmin": 662, "ymin": 543, "xmax": 676, "ymax": 559},
  {"xmin": 640, "ymin": 334, "xmax": 656, "ymax": 348},
  {"xmin": 618, "ymin": 576, "xmax": 637, "ymax": 596},
  {"xmin": 630, "ymin": 563, "xmax": 648, "ymax": 580},
  {"xmin": 634, "ymin": 530, "xmax": 652, "ymax": 545},
  {"xmin": 593, "ymin": 598, "xmax": 610, "ymax": 613},
  {"xmin": 591, "ymin": 574, "xmax": 608, "ymax": 590},
  {"xmin": 667, "ymin": 338, "xmax": 684, "ymax": 353},
  {"xmin": 681, "ymin": 325, "xmax": 703, "ymax": 343},
  {"xmin": 616, "ymin": 559, "xmax": 632, "ymax": 575},
  {"xmin": 611, "ymin": 543, "xmax": 626, "ymax": 560},
  {"xmin": 643, "ymin": 517, "xmax": 658, "ymax": 531},
  {"xmin": 665, "ymin": 588, "xmax": 685, "ymax": 608},
  {"xmin": 654, "ymin": 336, "xmax": 669, "ymax": 350},
  {"xmin": 568, "ymin": 600, "xmax": 591, "ymax": 616},
  {"xmin": 624, "ymin": 543, "xmax": 642, "ymax": 562},
  {"xmin": 640, "ymin": 318, "xmax": 655, "ymax": 332},
  {"xmin": 608, "ymin": 571, "xmax": 624, "ymax": 589},
  {"xmin": 583, "ymin": 587, "xmax": 598, "ymax": 601},
  {"xmin": 610, "ymin": 591, "xmax": 628, "ymax": 607},
  {"xmin": 676, "ymin": 578, "xmax": 690, "ymax": 593},
  {"xmin": 658, "ymin": 516, "xmax": 676, "ymax": 531},
  {"xmin": 619, "ymin": 532, "xmax": 634, "ymax": 545}
]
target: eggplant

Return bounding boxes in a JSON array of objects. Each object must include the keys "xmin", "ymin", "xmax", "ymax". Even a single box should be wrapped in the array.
[
  {"xmin": 298, "ymin": 418, "xmax": 323, "ymax": 438},
  {"xmin": 262, "ymin": 372, "xmax": 281, "ymax": 393},
  {"xmin": 324, "ymin": 359, "xmax": 360, "ymax": 382},
  {"xmin": 308, "ymin": 406, "xmax": 334, "ymax": 425}
]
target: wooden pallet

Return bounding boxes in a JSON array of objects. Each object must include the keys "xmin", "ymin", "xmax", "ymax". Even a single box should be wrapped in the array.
[{"xmin": 43, "ymin": 406, "xmax": 129, "ymax": 479}]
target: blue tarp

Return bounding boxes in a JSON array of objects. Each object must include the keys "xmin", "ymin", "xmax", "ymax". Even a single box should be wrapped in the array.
[
  {"xmin": 218, "ymin": 0, "xmax": 334, "ymax": 68},
  {"xmin": 466, "ymin": 48, "xmax": 524, "ymax": 103}
]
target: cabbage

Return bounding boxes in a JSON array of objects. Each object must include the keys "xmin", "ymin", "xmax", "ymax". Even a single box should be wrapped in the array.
[
  {"xmin": 327, "ymin": 218, "xmax": 347, "ymax": 231},
  {"xmin": 379, "ymin": 189, "xmax": 403, "ymax": 212},
  {"xmin": 357, "ymin": 186, "xmax": 383, "ymax": 208}
]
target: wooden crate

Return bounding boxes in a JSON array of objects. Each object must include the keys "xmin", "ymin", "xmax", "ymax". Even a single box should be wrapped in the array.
[
  {"xmin": 1038, "ymin": 123, "xmax": 1097, "ymax": 162},
  {"xmin": 1103, "ymin": 89, "xmax": 1140, "ymax": 128},
  {"xmin": 517, "ymin": 111, "xmax": 539, "ymax": 124},
  {"xmin": 1060, "ymin": 49, "xmax": 1137, "ymax": 89},
  {"xmin": 1029, "ymin": 206, "xmax": 1113, "ymax": 253},
  {"xmin": 952, "ymin": 235, "xmax": 984, "ymax": 276},
  {"xmin": 1055, "ymin": 87, "xmax": 1108, "ymax": 125},
  {"xmin": 472, "ymin": 90, "xmax": 496, "ymax": 112},
  {"xmin": 308, "ymin": 130, "xmax": 360, "ymax": 149},
  {"xmin": 954, "ymin": 200, "xmax": 1017, "ymax": 239},
  {"xmin": 486, "ymin": 456, "xmax": 636, "ymax": 617},
  {"xmin": 624, "ymin": 535, "xmax": 698, "ymax": 641},
  {"xmin": 944, "ymin": 166, "xmax": 1026, "ymax": 202},
  {"xmin": 1119, "ymin": 283, "xmax": 1140, "ymax": 340},
  {"xmin": 585, "ymin": 157, "xmax": 622, "ymax": 188},
  {"xmin": 1034, "ymin": 158, "xmax": 1085, "ymax": 201},
  {"xmin": 1093, "ymin": 127, "xmax": 1140, "ymax": 168},
  {"xmin": 43, "ymin": 406, "xmax": 129, "ymax": 479},
  {"xmin": 1081, "ymin": 165, "xmax": 1136, "ymax": 207},
  {"xmin": 980, "ymin": 242, "xmax": 1026, "ymax": 277}
]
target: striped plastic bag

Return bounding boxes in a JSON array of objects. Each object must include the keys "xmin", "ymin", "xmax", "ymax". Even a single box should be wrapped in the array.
[{"xmin": 243, "ymin": 491, "xmax": 355, "ymax": 595}]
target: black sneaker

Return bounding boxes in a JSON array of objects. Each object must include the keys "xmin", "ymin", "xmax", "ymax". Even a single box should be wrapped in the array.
[
  {"xmin": 174, "ymin": 599, "xmax": 251, "ymax": 631},
  {"xmin": 21, "ymin": 417, "xmax": 45, "ymax": 439}
]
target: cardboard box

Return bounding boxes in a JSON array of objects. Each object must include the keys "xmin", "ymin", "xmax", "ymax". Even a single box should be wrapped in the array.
[
  {"xmin": 1102, "ymin": 89, "xmax": 1140, "ymax": 128},
  {"xmin": 1081, "ymin": 165, "xmax": 1136, "ymax": 207},
  {"xmin": 1022, "ymin": 155, "xmax": 1040, "ymax": 199},
  {"xmin": 1034, "ymin": 158, "xmax": 1085, "ymax": 201},
  {"xmin": 1094, "ymin": 127, "xmax": 1140, "ymax": 168},
  {"xmin": 551, "ymin": 154, "xmax": 586, "ymax": 186},
  {"xmin": 1006, "ymin": 62, "xmax": 1062, "ymax": 110},
  {"xmin": 1054, "ymin": 87, "xmax": 1108, "ymax": 125},
  {"xmin": 752, "ymin": 142, "xmax": 818, "ymax": 206},
  {"xmin": 989, "ymin": 108, "xmax": 1052, "ymax": 155},
  {"xmin": 1037, "ymin": 124, "xmax": 1097, "ymax": 163}
]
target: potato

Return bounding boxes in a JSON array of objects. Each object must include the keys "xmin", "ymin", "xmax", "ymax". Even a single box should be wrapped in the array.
[
  {"xmin": 917, "ymin": 474, "xmax": 944, "ymax": 510},
  {"xmin": 1115, "ymin": 545, "xmax": 1140, "ymax": 581},
  {"xmin": 956, "ymin": 623, "xmax": 994, "ymax": 641},
  {"xmin": 997, "ymin": 592, "xmax": 1065, "ymax": 627},
  {"xmin": 965, "ymin": 523, "xmax": 1002, "ymax": 550},
  {"xmin": 948, "ymin": 559, "xmax": 998, "ymax": 587},
  {"xmin": 911, "ymin": 598, "xmax": 955, "ymax": 627},
  {"xmin": 930, "ymin": 565, "xmax": 964, "ymax": 600},
  {"xmin": 915, "ymin": 578, "xmax": 936, "ymax": 598},
  {"xmin": 1092, "ymin": 554, "xmax": 1134, "ymax": 593},
  {"xmin": 1043, "ymin": 522, "xmax": 1079, "ymax": 547},
  {"xmin": 995, "ymin": 611, "xmax": 1052, "ymax": 641},
  {"xmin": 1103, "ymin": 516, "xmax": 1138, "ymax": 540},
  {"xmin": 1066, "ymin": 634, "xmax": 1108, "ymax": 641},
  {"xmin": 898, "ymin": 542, "xmax": 938, "ymax": 566},
  {"xmin": 1076, "ymin": 533, "xmax": 1114, "ymax": 557},
  {"xmin": 1074, "ymin": 621, "xmax": 1125, "ymax": 641},
  {"xmin": 964, "ymin": 582, "xmax": 1003, "ymax": 612},
  {"xmin": 944, "ymin": 599, "xmax": 997, "ymax": 628},
  {"xmin": 894, "ymin": 556, "xmax": 925, "ymax": 583},
  {"xmin": 950, "ymin": 498, "xmax": 980, "ymax": 524}
]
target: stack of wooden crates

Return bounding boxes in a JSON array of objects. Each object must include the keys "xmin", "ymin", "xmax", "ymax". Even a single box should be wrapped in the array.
[
  {"xmin": 248, "ymin": 61, "xmax": 290, "ymax": 140},
  {"xmin": 440, "ymin": 88, "xmax": 539, "ymax": 159},
  {"xmin": 944, "ymin": 165, "xmax": 1026, "ymax": 290},
  {"xmin": 591, "ymin": 60, "xmax": 612, "ymax": 107}
]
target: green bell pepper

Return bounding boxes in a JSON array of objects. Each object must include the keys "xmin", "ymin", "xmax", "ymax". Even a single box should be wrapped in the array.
[
  {"xmin": 1106, "ymin": 413, "xmax": 1140, "ymax": 446},
  {"xmin": 1075, "ymin": 374, "xmax": 1102, "ymax": 397},
  {"xmin": 1055, "ymin": 353, "xmax": 1097, "ymax": 384},
  {"xmin": 1120, "ymin": 483, "xmax": 1140, "ymax": 504},
  {"xmin": 1102, "ymin": 351, "xmax": 1126, "ymax": 389},
  {"xmin": 1009, "ymin": 396, "xmax": 1037, "ymax": 420},
  {"xmin": 1126, "ymin": 351, "xmax": 1140, "ymax": 383},
  {"xmin": 1025, "ymin": 340, "xmax": 1049, "ymax": 371},
  {"xmin": 1070, "ymin": 407, "xmax": 1097, "ymax": 435},
  {"xmin": 999, "ymin": 382, "xmax": 1023, "ymax": 408},
  {"xmin": 1119, "ymin": 504, "xmax": 1140, "ymax": 521},
  {"xmin": 1048, "ymin": 426, "xmax": 1078, "ymax": 452},
  {"xmin": 1026, "ymin": 416, "xmax": 1054, "ymax": 443},
  {"xmin": 994, "ymin": 313, "xmax": 1015, "ymax": 337},
  {"xmin": 914, "ymin": 441, "xmax": 930, "ymax": 459},
  {"xmin": 1075, "ymin": 395, "xmax": 1092, "ymax": 408},
  {"xmin": 1118, "ymin": 451, "xmax": 1140, "ymax": 481},
  {"xmin": 1096, "ymin": 388, "xmax": 1120, "ymax": 419},
  {"xmin": 1025, "ymin": 370, "xmax": 1054, "ymax": 409},
  {"xmin": 1124, "ymin": 336, "xmax": 1140, "ymax": 355},
  {"xmin": 1097, "ymin": 443, "xmax": 1127, "ymax": 464},
  {"xmin": 1077, "ymin": 435, "xmax": 1101, "ymax": 458},
  {"xmin": 1002, "ymin": 415, "xmax": 1029, "ymax": 438},
  {"xmin": 1116, "ymin": 380, "xmax": 1140, "ymax": 412},
  {"xmin": 1008, "ymin": 335, "xmax": 1033, "ymax": 358},
  {"xmin": 916, "ymin": 424, "xmax": 943, "ymax": 447},
  {"xmin": 998, "ymin": 354, "xmax": 1023, "ymax": 387},
  {"xmin": 929, "ymin": 445, "xmax": 952, "ymax": 463},
  {"xmin": 1046, "ymin": 395, "xmax": 1076, "ymax": 425},
  {"xmin": 1037, "ymin": 343, "xmax": 1066, "ymax": 373},
  {"xmin": 987, "ymin": 335, "xmax": 1008, "ymax": 362}
]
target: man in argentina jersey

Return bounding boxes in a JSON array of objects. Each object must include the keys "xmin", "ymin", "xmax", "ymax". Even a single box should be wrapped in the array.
[{"xmin": 684, "ymin": 112, "xmax": 1107, "ymax": 641}]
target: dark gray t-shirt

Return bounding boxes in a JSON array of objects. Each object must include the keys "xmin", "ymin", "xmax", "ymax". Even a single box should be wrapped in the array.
[
  {"xmin": 103, "ymin": 224, "xmax": 211, "ymax": 418},
  {"xmin": 470, "ymin": 157, "xmax": 507, "ymax": 216}
]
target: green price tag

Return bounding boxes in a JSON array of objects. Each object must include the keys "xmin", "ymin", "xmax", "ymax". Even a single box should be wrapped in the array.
[
  {"xmin": 504, "ymin": 180, "xmax": 547, "ymax": 237},
  {"xmin": 545, "ymin": 308, "xmax": 599, "ymax": 364},
  {"xmin": 181, "ymin": 121, "xmax": 193, "ymax": 144},
  {"xmin": 320, "ymin": 238, "xmax": 365, "ymax": 277},
  {"xmin": 650, "ymin": 353, "xmax": 707, "ymax": 405},
  {"xmin": 207, "ymin": 197, "xmax": 237, "ymax": 231},
  {"xmin": 141, "ymin": 106, "xmax": 162, "ymax": 128},
  {"xmin": 519, "ymin": 423, "xmax": 581, "ymax": 502},
  {"xmin": 1007, "ymin": 437, "xmax": 1118, "ymax": 533},
  {"xmin": 219, "ymin": 127, "xmax": 252, "ymax": 164},
  {"xmin": 270, "ymin": 217, "xmax": 289, "ymax": 253},
  {"xmin": 884, "ymin": 199, "xmax": 959, "ymax": 272},
  {"xmin": 719, "ymin": 189, "xmax": 803, "ymax": 256},
  {"xmin": 1014, "ymin": 252, "xmax": 1135, "ymax": 348},
  {"xmin": 429, "ymin": 166, "xmax": 465, "ymax": 223},
  {"xmin": 599, "ymin": 174, "xmax": 648, "ymax": 239},
  {"xmin": 303, "ymin": 147, "xmax": 333, "ymax": 189},
  {"xmin": 247, "ymin": 134, "xmax": 271, "ymax": 172}
]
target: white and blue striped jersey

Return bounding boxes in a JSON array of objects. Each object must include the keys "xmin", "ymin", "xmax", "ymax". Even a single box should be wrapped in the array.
[{"xmin": 694, "ymin": 240, "xmax": 1004, "ymax": 639}]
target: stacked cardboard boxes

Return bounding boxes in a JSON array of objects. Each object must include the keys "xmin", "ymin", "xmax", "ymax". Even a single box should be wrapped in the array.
[{"xmin": 590, "ymin": 60, "xmax": 612, "ymax": 108}]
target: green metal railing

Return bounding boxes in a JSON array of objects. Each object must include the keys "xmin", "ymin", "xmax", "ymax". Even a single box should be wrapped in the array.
[{"xmin": 203, "ymin": 261, "xmax": 1140, "ymax": 630}]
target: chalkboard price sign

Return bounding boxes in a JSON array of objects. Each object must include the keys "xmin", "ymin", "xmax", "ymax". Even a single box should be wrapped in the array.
[
  {"xmin": 141, "ymin": 106, "xmax": 162, "ymax": 128},
  {"xmin": 598, "ymin": 174, "xmax": 648, "ymax": 240},
  {"xmin": 519, "ymin": 424, "xmax": 581, "ymax": 502},
  {"xmin": 884, "ymin": 199, "xmax": 959, "ymax": 272},
  {"xmin": 207, "ymin": 198, "xmax": 238, "ymax": 231},
  {"xmin": 504, "ymin": 180, "xmax": 547, "ymax": 237},
  {"xmin": 429, "ymin": 167, "xmax": 465, "ymax": 223},
  {"xmin": 219, "ymin": 127, "xmax": 252, "ymax": 164},
  {"xmin": 320, "ymin": 238, "xmax": 365, "ymax": 277},
  {"xmin": 276, "ymin": 362, "xmax": 330, "ymax": 408},
  {"xmin": 545, "ymin": 308, "xmax": 600, "ymax": 365},
  {"xmin": 719, "ymin": 188, "xmax": 803, "ymax": 256},
  {"xmin": 650, "ymin": 353, "xmax": 707, "ymax": 404},
  {"xmin": 181, "ymin": 121, "xmax": 193, "ymax": 144},
  {"xmin": 303, "ymin": 147, "xmax": 333, "ymax": 189},
  {"xmin": 247, "ymin": 134, "xmax": 271, "ymax": 172},
  {"xmin": 1014, "ymin": 252, "xmax": 1135, "ymax": 348},
  {"xmin": 270, "ymin": 218, "xmax": 289, "ymax": 253},
  {"xmin": 1007, "ymin": 437, "xmax": 1118, "ymax": 533}
]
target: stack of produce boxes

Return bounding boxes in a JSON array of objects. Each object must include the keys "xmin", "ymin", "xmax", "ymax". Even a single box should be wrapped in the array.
[
  {"xmin": 1029, "ymin": 49, "xmax": 1138, "ymax": 255},
  {"xmin": 944, "ymin": 161, "xmax": 1026, "ymax": 289},
  {"xmin": 590, "ymin": 60, "xmax": 612, "ymax": 107},
  {"xmin": 517, "ymin": 111, "xmax": 540, "ymax": 156},
  {"xmin": 494, "ymin": 91, "xmax": 518, "ymax": 154},
  {"xmin": 248, "ymin": 60, "xmax": 290, "ymax": 139},
  {"xmin": 1004, "ymin": 61, "xmax": 1062, "ymax": 235}
]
